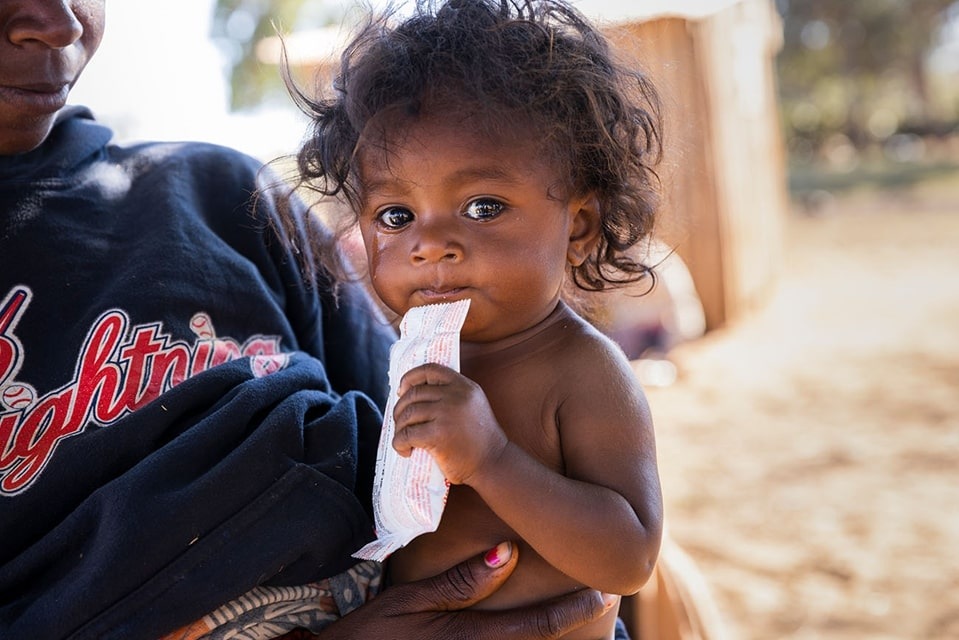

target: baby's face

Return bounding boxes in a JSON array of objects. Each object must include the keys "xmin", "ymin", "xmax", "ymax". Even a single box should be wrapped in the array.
[{"xmin": 356, "ymin": 115, "xmax": 592, "ymax": 343}]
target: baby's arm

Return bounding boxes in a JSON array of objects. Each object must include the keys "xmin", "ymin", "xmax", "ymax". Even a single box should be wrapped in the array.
[{"xmin": 392, "ymin": 341, "xmax": 663, "ymax": 596}]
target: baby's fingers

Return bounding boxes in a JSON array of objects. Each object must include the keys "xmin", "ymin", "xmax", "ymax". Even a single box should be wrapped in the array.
[
  {"xmin": 397, "ymin": 363, "xmax": 458, "ymax": 396},
  {"xmin": 392, "ymin": 414, "xmax": 442, "ymax": 457},
  {"xmin": 392, "ymin": 384, "xmax": 443, "ymax": 456}
]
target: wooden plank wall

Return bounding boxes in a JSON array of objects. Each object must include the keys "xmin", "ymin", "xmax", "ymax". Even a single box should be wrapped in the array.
[
  {"xmin": 605, "ymin": 0, "xmax": 787, "ymax": 330},
  {"xmin": 608, "ymin": 17, "xmax": 727, "ymax": 330},
  {"xmin": 692, "ymin": 0, "xmax": 788, "ymax": 326}
]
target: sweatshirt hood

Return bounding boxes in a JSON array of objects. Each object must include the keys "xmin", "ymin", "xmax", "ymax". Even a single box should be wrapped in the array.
[{"xmin": 0, "ymin": 106, "xmax": 113, "ymax": 185}]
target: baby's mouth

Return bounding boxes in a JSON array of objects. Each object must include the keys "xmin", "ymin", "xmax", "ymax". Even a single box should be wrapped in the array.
[{"xmin": 417, "ymin": 287, "xmax": 467, "ymax": 302}]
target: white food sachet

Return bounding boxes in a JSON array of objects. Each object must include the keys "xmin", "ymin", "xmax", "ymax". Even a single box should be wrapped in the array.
[{"xmin": 353, "ymin": 299, "xmax": 471, "ymax": 561}]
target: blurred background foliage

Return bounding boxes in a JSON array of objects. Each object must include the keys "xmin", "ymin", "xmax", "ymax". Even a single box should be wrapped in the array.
[
  {"xmin": 211, "ymin": 0, "xmax": 346, "ymax": 110},
  {"xmin": 774, "ymin": 0, "xmax": 959, "ymax": 194},
  {"xmin": 213, "ymin": 0, "xmax": 959, "ymax": 192}
]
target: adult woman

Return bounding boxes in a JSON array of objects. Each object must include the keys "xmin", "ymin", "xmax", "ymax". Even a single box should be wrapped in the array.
[{"xmin": 0, "ymin": 2, "xmax": 608, "ymax": 638}]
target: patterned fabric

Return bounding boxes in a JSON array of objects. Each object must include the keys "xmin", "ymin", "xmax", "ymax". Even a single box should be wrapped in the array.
[{"xmin": 160, "ymin": 561, "xmax": 382, "ymax": 640}]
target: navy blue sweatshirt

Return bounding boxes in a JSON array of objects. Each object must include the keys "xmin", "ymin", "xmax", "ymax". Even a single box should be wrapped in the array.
[{"xmin": 0, "ymin": 108, "xmax": 393, "ymax": 640}]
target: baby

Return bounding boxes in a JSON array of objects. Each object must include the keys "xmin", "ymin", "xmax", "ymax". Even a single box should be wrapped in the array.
[{"xmin": 288, "ymin": 1, "xmax": 666, "ymax": 637}]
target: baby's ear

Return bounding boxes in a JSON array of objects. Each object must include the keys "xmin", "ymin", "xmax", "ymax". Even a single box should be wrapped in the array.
[{"xmin": 567, "ymin": 193, "xmax": 602, "ymax": 267}]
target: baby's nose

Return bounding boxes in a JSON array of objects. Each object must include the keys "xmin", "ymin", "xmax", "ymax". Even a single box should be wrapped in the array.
[
  {"xmin": 410, "ymin": 222, "xmax": 464, "ymax": 264},
  {"xmin": 411, "ymin": 239, "xmax": 463, "ymax": 264}
]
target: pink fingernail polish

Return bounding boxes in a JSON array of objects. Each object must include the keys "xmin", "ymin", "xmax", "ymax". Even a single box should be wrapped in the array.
[{"xmin": 484, "ymin": 541, "xmax": 511, "ymax": 568}]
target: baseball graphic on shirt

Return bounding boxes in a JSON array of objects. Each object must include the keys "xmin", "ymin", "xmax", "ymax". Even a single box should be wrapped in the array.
[
  {"xmin": 2, "ymin": 383, "xmax": 36, "ymax": 411},
  {"xmin": 250, "ymin": 354, "xmax": 289, "ymax": 378},
  {"xmin": 189, "ymin": 313, "xmax": 216, "ymax": 339}
]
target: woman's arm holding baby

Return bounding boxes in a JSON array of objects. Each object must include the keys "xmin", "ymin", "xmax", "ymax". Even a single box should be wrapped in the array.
[{"xmin": 321, "ymin": 543, "xmax": 616, "ymax": 639}]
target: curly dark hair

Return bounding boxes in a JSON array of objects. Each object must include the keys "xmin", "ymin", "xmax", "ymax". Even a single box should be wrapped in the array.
[{"xmin": 288, "ymin": 0, "xmax": 663, "ymax": 291}]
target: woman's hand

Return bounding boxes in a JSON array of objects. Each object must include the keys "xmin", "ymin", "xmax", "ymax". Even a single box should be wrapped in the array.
[{"xmin": 319, "ymin": 542, "xmax": 614, "ymax": 639}]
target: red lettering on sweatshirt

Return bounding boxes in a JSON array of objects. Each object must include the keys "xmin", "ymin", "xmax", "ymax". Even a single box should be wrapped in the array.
[{"xmin": 0, "ymin": 288, "xmax": 286, "ymax": 495}]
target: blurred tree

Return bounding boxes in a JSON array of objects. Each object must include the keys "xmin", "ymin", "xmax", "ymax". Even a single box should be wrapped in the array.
[
  {"xmin": 212, "ymin": 0, "xmax": 347, "ymax": 110},
  {"xmin": 776, "ymin": 0, "xmax": 958, "ymax": 155}
]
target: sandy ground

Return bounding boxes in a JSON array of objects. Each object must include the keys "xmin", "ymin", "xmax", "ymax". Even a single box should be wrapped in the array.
[{"xmin": 641, "ymin": 187, "xmax": 959, "ymax": 639}]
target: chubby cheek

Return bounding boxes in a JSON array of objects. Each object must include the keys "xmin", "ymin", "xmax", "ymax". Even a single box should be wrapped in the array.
[
  {"xmin": 475, "ymin": 249, "xmax": 563, "ymax": 319},
  {"xmin": 493, "ymin": 243, "xmax": 565, "ymax": 296},
  {"xmin": 364, "ymin": 231, "xmax": 410, "ymax": 315}
]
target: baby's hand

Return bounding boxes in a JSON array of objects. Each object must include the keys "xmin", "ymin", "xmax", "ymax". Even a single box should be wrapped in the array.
[{"xmin": 393, "ymin": 363, "xmax": 507, "ymax": 485}]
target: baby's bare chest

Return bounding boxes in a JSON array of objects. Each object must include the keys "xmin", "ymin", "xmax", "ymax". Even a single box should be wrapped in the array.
[{"xmin": 466, "ymin": 359, "xmax": 570, "ymax": 472}]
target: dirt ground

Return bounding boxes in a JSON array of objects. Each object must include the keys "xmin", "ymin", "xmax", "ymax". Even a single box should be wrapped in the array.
[{"xmin": 642, "ymin": 186, "xmax": 959, "ymax": 639}]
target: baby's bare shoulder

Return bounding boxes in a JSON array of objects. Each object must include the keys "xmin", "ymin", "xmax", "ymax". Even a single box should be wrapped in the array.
[
  {"xmin": 547, "ymin": 310, "xmax": 642, "ymax": 390},
  {"xmin": 557, "ymin": 310, "xmax": 632, "ymax": 361}
]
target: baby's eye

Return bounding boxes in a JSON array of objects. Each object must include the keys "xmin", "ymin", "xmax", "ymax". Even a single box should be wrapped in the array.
[
  {"xmin": 376, "ymin": 206, "xmax": 414, "ymax": 230},
  {"xmin": 463, "ymin": 198, "xmax": 505, "ymax": 221}
]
